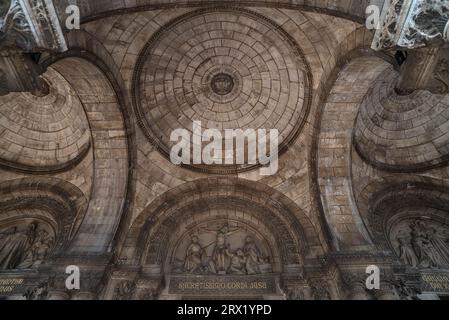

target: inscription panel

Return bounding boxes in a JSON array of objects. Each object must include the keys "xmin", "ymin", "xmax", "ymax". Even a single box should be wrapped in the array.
[
  {"xmin": 421, "ymin": 272, "xmax": 449, "ymax": 293},
  {"xmin": 169, "ymin": 275, "xmax": 277, "ymax": 296}
]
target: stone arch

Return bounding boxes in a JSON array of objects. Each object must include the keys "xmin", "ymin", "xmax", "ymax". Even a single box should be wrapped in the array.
[
  {"xmin": 354, "ymin": 177, "xmax": 449, "ymax": 245},
  {"xmin": 53, "ymin": 0, "xmax": 377, "ymax": 25},
  {"xmin": 309, "ymin": 26, "xmax": 397, "ymax": 251},
  {"xmin": 120, "ymin": 178, "xmax": 323, "ymax": 271},
  {"xmin": 38, "ymin": 36, "xmax": 136, "ymax": 254},
  {"xmin": 164, "ymin": 210, "xmax": 283, "ymax": 274}
]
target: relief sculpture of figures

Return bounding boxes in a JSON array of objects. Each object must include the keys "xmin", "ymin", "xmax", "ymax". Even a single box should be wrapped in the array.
[
  {"xmin": 394, "ymin": 220, "xmax": 449, "ymax": 269},
  {"xmin": 183, "ymin": 236, "xmax": 204, "ymax": 274},
  {"xmin": 243, "ymin": 236, "xmax": 263, "ymax": 275},
  {"xmin": 396, "ymin": 230, "xmax": 419, "ymax": 268},
  {"xmin": 0, "ymin": 222, "xmax": 53, "ymax": 270},
  {"xmin": 211, "ymin": 230, "xmax": 229, "ymax": 274},
  {"xmin": 177, "ymin": 223, "xmax": 270, "ymax": 275},
  {"xmin": 227, "ymin": 249, "xmax": 247, "ymax": 274}
]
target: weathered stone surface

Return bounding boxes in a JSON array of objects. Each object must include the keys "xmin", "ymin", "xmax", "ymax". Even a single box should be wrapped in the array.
[{"xmin": 0, "ymin": 2, "xmax": 449, "ymax": 300}]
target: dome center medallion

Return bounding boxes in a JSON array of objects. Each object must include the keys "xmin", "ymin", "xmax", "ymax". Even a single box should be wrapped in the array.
[{"xmin": 211, "ymin": 73, "xmax": 234, "ymax": 95}]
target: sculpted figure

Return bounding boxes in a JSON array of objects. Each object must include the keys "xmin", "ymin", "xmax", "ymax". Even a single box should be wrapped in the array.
[
  {"xmin": 0, "ymin": 223, "xmax": 37, "ymax": 270},
  {"xmin": 426, "ymin": 226, "xmax": 449, "ymax": 267},
  {"xmin": 183, "ymin": 236, "xmax": 203, "ymax": 274},
  {"xmin": 19, "ymin": 229, "xmax": 53, "ymax": 269},
  {"xmin": 212, "ymin": 231, "xmax": 228, "ymax": 273},
  {"xmin": 227, "ymin": 249, "xmax": 246, "ymax": 274},
  {"xmin": 410, "ymin": 221, "xmax": 434, "ymax": 268},
  {"xmin": 243, "ymin": 236, "xmax": 262, "ymax": 274},
  {"xmin": 396, "ymin": 229, "xmax": 418, "ymax": 268},
  {"xmin": 400, "ymin": 220, "xmax": 449, "ymax": 269}
]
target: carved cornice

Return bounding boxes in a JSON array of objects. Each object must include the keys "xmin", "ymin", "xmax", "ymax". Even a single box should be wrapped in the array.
[
  {"xmin": 0, "ymin": 0, "xmax": 66, "ymax": 52},
  {"xmin": 373, "ymin": 0, "xmax": 449, "ymax": 50}
]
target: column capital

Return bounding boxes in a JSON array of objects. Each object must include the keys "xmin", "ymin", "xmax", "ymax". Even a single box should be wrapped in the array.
[
  {"xmin": 0, "ymin": 0, "xmax": 67, "ymax": 52},
  {"xmin": 373, "ymin": 0, "xmax": 449, "ymax": 51}
]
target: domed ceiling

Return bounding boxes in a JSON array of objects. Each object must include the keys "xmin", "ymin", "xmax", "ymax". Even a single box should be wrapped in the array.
[
  {"xmin": 0, "ymin": 68, "xmax": 91, "ymax": 172},
  {"xmin": 133, "ymin": 9, "xmax": 312, "ymax": 174},
  {"xmin": 354, "ymin": 67, "xmax": 449, "ymax": 172}
]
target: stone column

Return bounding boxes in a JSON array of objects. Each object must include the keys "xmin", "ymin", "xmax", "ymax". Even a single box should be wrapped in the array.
[
  {"xmin": 71, "ymin": 291, "xmax": 97, "ymax": 300},
  {"xmin": 342, "ymin": 273, "xmax": 373, "ymax": 300},
  {"xmin": 372, "ymin": 0, "xmax": 449, "ymax": 51},
  {"xmin": 348, "ymin": 283, "xmax": 372, "ymax": 300},
  {"xmin": 0, "ymin": 0, "xmax": 67, "ymax": 52},
  {"xmin": 47, "ymin": 290, "xmax": 70, "ymax": 300}
]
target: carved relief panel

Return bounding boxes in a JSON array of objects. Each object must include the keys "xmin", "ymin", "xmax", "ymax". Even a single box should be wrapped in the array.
[
  {"xmin": 390, "ymin": 219, "xmax": 449, "ymax": 270},
  {"xmin": 170, "ymin": 221, "xmax": 273, "ymax": 276},
  {"xmin": 0, "ymin": 220, "xmax": 54, "ymax": 271}
]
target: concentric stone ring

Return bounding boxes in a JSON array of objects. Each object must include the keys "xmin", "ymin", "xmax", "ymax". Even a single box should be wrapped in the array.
[{"xmin": 132, "ymin": 8, "xmax": 312, "ymax": 174}]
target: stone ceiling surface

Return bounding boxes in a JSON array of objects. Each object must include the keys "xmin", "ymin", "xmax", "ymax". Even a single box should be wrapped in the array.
[
  {"xmin": 1, "ymin": 1, "xmax": 449, "ymax": 300},
  {"xmin": 0, "ymin": 68, "xmax": 91, "ymax": 172},
  {"xmin": 354, "ymin": 68, "xmax": 449, "ymax": 172},
  {"xmin": 133, "ymin": 9, "xmax": 311, "ymax": 173}
]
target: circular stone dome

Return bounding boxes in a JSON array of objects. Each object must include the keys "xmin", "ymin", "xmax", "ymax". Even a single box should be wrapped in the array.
[
  {"xmin": 0, "ymin": 68, "xmax": 91, "ymax": 172},
  {"xmin": 354, "ymin": 67, "xmax": 449, "ymax": 172},
  {"xmin": 133, "ymin": 8, "xmax": 312, "ymax": 174}
]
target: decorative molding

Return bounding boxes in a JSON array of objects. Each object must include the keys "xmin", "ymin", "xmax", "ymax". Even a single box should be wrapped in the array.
[
  {"xmin": 131, "ymin": 7, "xmax": 313, "ymax": 175},
  {"xmin": 0, "ymin": 0, "xmax": 66, "ymax": 51},
  {"xmin": 373, "ymin": 0, "xmax": 449, "ymax": 50}
]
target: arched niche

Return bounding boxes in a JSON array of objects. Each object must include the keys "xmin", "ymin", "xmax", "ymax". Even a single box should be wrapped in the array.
[
  {"xmin": 367, "ymin": 183, "xmax": 449, "ymax": 272},
  {"xmin": 113, "ymin": 178, "xmax": 323, "ymax": 299},
  {"xmin": 0, "ymin": 177, "xmax": 88, "ymax": 272}
]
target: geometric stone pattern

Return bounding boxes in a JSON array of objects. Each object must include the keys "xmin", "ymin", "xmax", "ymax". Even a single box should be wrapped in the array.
[
  {"xmin": 3, "ymin": 2, "xmax": 449, "ymax": 300},
  {"xmin": 53, "ymin": 0, "xmax": 379, "ymax": 24},
  {"xmin": 133, "ymin": 8, "xmax": 311, "ymax": 173},
  {"xmin": 0, "ymin": 68, "xmax": 91, "ymax": 172},
  {"xmin": 318, "ymin": 56, "xmax": 390, "ymax": 249},
  {"xmin": 354, "ymin": 67, "xmax": 449, "ymax": 172},
  {"xmin": 50, "ymin": 58, "xmax": 128, "ymax": 254}
]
